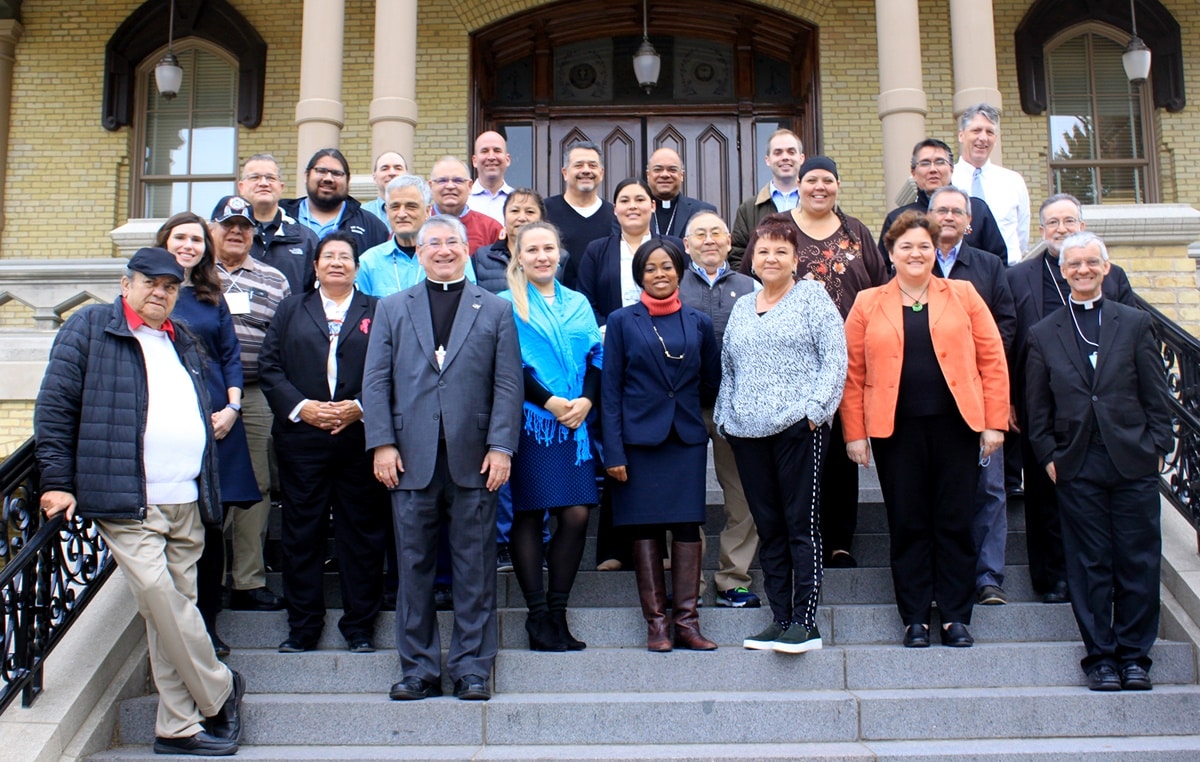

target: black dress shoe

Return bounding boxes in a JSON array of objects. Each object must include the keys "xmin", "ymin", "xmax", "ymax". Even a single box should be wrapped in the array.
[
  {"xmin": 826, "ymin": 550, "xmax": 858, "ymax": 568},
  {"xmin": 229, "ymin": 586, "xmax": 285, "ymax": 611},
  {"xmin": 453, "ymin": 674, "xmax": 491, "ymax": 700},
  {"xmin": 204, "ymin": 670, "xmax": 245, "ymax": 744},
  {"xmin": 903, "ymin": 624, "xmax": 930, "ymax": 648},
  {"xmin": 153, "ymin": 730, "xmax": 237, "ymax": 756},
  {"xmin": 1087, "ymin": 664, "xmax": 1123, "ymax": 691},
  {"xmin": 1120, "ymin": 662, "xmax": 1153, "ymax": 691},
  {"xmin": 347, "ymin": 636, "xmax": 376, "ymax": 653},
  {"xmin": 1043, "ymin": 580, "xmax": 1069, "ymax": 604},
  {"xmin": 389, "ymin": 676, "xmax": 442, "ymax": 701},
  {"xmin": 277, "ymin": 636, "xmax": 316, "ymax": 653},
  {"xmin": 940, "ymin": 622, "xmax": 974, "ymax": 647},
  {"xmin": 209, "ymin": 631, "xmax": 230, "ymax": 659}
]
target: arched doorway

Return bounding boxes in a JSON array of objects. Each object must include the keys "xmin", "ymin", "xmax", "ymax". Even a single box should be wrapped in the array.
[{"xmin": 471, "ymin": 0, "xmax": 819, "ymax": 221}]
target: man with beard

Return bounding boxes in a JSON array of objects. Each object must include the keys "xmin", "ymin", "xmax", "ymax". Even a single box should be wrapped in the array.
[
  {"xmin": 222, "ymin": 154, "xmax": 320, "ymax": 295},
  {"xmin": 644, "ymin": 147, "xmax": 716, "ymax": 240},
  {"xmin": 363, "ymin": 151, "xmax": 409, "ymax": 225},
  {"xmin": 282, "ymin": 148, "xmax": 389, "ymax": 256},
  {"xmin": 429, "ymin": 155, "xmax": 502, "ymax": 252},
  {"xmin": 877, "ymin": 139, "xmax": 1007, "ymax": 269},
  {"xmin": 467, "ymin": 131, "xmax": 514, "ymax": 225},
  {"xmin": 544, "ymin": 141, "xmax": 616, "ymax": 289}
]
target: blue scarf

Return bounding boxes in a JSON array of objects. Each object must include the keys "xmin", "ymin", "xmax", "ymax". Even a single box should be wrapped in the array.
[{"xmin": 500, "ymin": 281, "xmax": 603, "ymax": 464}]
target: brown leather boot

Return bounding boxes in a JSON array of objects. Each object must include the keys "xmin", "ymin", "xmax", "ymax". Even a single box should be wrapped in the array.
[
  {"xmin": 671, "ymin": 540, "xmax": 717, "ymax": 651},
  {"xmin": 633, "ymin": 539, "xmax": 671, "ymax": 652}
]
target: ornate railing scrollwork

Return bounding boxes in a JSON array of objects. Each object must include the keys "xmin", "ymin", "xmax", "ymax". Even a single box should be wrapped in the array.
[
  {"xmin": 1138, "ymin": 297, "xmax": 1200, "ymax": 550},
  {"xmin": 0, "ymin": 438, "xmax": 114, "ymax": 713}
]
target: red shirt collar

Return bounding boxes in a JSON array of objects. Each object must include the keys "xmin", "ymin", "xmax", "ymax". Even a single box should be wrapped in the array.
[{"xmin": 122, "ymin": 298, "xmax": 176, "ymax": 340}]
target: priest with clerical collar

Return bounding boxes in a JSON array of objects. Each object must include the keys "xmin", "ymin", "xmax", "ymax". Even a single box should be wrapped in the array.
[{"xmin": 644, "ymin": 147, "xmax": 717, "ymax": 240}]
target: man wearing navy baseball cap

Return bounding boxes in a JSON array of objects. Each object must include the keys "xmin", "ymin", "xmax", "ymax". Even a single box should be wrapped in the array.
[{"xmin": 35, "ymin": 247, "xmax": 246, "ymax": 755}]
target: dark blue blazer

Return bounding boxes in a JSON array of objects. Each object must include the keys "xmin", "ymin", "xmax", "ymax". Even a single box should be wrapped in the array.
[
  {"xmin": 600, "ymin": 302, "xmax": 720, "ymax": 468},
  {"xmin": 577, "ymin": 234, "xmax": 685, "ymax": 325}
]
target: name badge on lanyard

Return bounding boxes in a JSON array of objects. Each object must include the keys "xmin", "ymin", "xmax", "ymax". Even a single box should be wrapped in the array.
[{"xmin": 225, "ymin": 291, "xmax": 251, "ymax": 315}]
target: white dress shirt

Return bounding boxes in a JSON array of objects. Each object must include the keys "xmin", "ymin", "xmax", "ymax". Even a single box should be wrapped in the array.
[{"xmin": 952, "ymin": 158, "xmax": 1030, "ymax": 265}]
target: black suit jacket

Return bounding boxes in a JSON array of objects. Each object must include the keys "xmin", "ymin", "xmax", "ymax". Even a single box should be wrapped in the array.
[
  {"xmin": 1007, "ymin": 251, "xmax": 1135, "ymax": 422},
  {"xmin": 1024, "ymin": 299, "xmax": 1172, "ymax": 481},
  {"xmin": 642, "ymin": 194, "xmax": 718, "ymax": 239},
  {"xmin": 879, "ymin": 191, "xmax": 1007, "ymax": 268},
  {"xmin": 259, "ymin": 288, "xmax": 377, "ymax": 443},
  {"xmin": 577, "ymin": 234, "xmax": 685, "ymax": 325},
  {"xmin": 934, "ymin": 242, "xmax": 1017, "ymax": 356}
]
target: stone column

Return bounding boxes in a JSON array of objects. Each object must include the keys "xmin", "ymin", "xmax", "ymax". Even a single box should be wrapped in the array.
[
  {"xmin": 294, "ymin": 0, "xmax": 345, "ymax": 187},
  {"xmin": 949, "ymin": 0, "xmax": 1004, "ymax": 163},
  {"xmin": 0, "ymin": 20, "xmax": 22, "ymax": 245},
  {"xmin": 370, "ymin": 0, "xmax": 419, "ymax": 162},
  {"xmin": 875, "ymin": 0, "xmax": 927, "ymax": 206}
]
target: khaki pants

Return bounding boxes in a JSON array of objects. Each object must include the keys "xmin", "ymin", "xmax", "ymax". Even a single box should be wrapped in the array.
[
  {"xmin": 96, "ymin": 502, "xmax": 233, "ymax": 738},
  {"xmin": 703, "ymin": 407, "xmax": 759, "ymax": 593},
  {"xmin": 230, "ymin": 382, "xmax": 272, "ymax": 590}
]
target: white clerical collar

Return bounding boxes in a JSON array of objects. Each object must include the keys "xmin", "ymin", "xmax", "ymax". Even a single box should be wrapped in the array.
[
  {"xmin": 1070, "ymin": 295, "xmax": 1103, "ymax": 310},
  {"xmin": 428, "ymin": 276, "xmax": 466, "ymax": 290}
]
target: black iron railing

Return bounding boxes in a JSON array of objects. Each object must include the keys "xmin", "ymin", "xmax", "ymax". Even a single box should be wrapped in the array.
[
  {"xmin": 1139, "ymin": 297, "xmax": 1200, "ymax": 550},
  {"xmin": 0, "ymin": 438, "xmax": 114, "ymax": 713}
]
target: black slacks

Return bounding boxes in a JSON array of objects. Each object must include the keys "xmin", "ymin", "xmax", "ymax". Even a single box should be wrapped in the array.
[
  {"xmin": 276, "ymin": 426, "xmax": 388, "ymax": 642},
  {"xmin": 819, "ymin": 412, "xmax": 859, "ymax": 556},
  {"xmin": 1020, "ymin": 434, "xmax": 1067, "ymax": 594},
  {"xmin": 728, "ymin": 419, "xmax": 828, "ymax": 628},
  {"xmin": 872, "ymin": 413, "xmax": 978, "ymax": 626},
  {"xmin": 1056, "ymin": 443, "xmax": 1161, "ymax": 673}
]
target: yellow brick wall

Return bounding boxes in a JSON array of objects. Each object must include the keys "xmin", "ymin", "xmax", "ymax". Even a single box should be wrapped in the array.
[
  {"xmin": 0, "ymin": 400, "xmax": 33, "ymax": 458},
  {"xmin": 1115, "ymin": 243, "xmax": 1200, "ymax": 334}
]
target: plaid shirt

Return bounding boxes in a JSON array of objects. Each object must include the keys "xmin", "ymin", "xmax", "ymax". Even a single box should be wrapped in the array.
[{"xmin": 216, "ymin": 256, "xmax": 291, "ymax": 382}]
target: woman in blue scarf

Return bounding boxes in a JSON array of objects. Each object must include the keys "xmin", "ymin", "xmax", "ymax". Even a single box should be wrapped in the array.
[{"xmin": 500, "ymin": 221, "xmax": 603, "ymax": 652}]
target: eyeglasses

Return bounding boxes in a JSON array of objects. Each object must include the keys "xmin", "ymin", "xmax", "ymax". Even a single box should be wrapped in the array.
[
  {"xmin": 930, "ymin": 207, "xmax": 968, "ymax": 218},
  {"xmin": 431, "ymin": 177, "xmax": 469, "ymax": 186},
  {"xmin": 689, "ymin": 229, "xmax": 728, "ymax": 240},
  {"xmin": 915, "ymin": 159, "xmax": 951, "ymax": 169},
  {"xmin": 242, "ymin": 173, "xmax": 280, "ymax": 184},
  {"xmin": 1043, "ymin": 217, "xmax": 1081, "ymax": 229},
  {"xmin": 649, "ymin": 165, "xmax": 682, "ymax": 174},
  {"xmin": 421, "ymin": 237, "xmax": 464, "ymax": 249},
  {"xmin": 1064, "ymin": 257, "xmax": 1104, "ymax": 271},
  {"xmin": 310, "ymin": 167, "xmax": 347, "ymax": 178},
  {"xmin": 318, "ymin": 252, "xmax": 356, "ymax": 263}
]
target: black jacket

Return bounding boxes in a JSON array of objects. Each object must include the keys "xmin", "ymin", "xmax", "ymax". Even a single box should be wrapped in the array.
[
  {"xmin": 34, "ymin": 298, "xmax": 221, "ymax": 524},
  {"xmin": 252, "ymin": 208, "xmax": 321, "ymax": 294},
  {"xmin": 280, "ymin": 196, "xmax": 390, "ymax": 261},
  {"xmin": 1025, "ymin": 299, "xmax": 1172, "ymax": 481},
  {"xmin": 934, "ymin": 242, "xmax": 1017, "ymax": 356},
  {"xmin": 879, "ymin": 190, "xmax": 1008, "ymax": 268}
]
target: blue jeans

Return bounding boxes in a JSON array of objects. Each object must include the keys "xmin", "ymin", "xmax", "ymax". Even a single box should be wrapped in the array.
[{"xmin": 972, "ymin": 453, "xmax": 1007, "ymax": 589}]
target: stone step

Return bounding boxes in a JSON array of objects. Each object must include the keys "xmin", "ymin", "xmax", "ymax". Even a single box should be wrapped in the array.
[
  {"xmin": 84, "ymin": 736, "xmax": 1200, "ymax": 761},
  {"xmin": 210, "ymin": 640, "xmax": 1195, "ymax": 695},
  {"xmin": 112, "ymin": 685, "xmax": 1200, "ymax": 747},
  {"xmin": 263, "ymin": 564, "xmax": 1044, "ymax": 610},
  {"xmin": 218, "ymin": 600, "xmax": 1083, "ymax": 651}
]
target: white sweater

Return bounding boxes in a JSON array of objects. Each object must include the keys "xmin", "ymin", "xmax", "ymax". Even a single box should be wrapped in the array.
[{"xmin": 714, "ymin": 280, "xmax": 848, "ymax": 438}]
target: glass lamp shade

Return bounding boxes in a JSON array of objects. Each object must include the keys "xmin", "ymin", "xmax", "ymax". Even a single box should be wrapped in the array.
[
  {"xmin": 155, "ymin": 52, "xmax": 183, "ymax": 99},
  {"xmin": 633, "ymin": 39, "xmax": 661, "ymax": 93},
  {"xmin": 1122, "ymin": 36, "xmax": 1151, "ymax": 84}
]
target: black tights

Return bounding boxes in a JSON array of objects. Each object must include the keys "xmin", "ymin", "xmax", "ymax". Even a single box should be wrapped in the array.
[{"xmin": 512, "ymin": 505, "xmax": 591, "ymax": 598}]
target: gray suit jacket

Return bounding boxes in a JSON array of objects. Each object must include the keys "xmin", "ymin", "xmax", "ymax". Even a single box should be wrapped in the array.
[{"xmin": 363, "ymin": 281, "xmax": 522, "ymax": 490}]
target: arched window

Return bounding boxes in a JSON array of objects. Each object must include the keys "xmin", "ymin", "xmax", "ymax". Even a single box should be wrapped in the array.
[
  {"xmin": 134, "ymin": 40, "xmax": 238, "ymax": 217},
  {"xmin": 1044, "ymin": 24, "xmax": 1158, "ymax": 204}
]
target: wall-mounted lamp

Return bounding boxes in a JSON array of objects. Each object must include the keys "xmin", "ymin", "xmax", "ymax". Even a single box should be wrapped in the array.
[
  {"xmin": 155, "ymin": 0, "xmax": 183, "ymax": 99},
  {"xmin": 632, "ymin": 0, "xmax": 660, "ymax": 93}
]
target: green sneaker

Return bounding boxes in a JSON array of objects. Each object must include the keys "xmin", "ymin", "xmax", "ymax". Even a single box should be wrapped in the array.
[
  {"xmin": 743, "ymin": 620, "xmax": 788, "ymax": 650},
  {"xmin": 773, "ymin": 624, "xmax": 822, "ymax": 654}
]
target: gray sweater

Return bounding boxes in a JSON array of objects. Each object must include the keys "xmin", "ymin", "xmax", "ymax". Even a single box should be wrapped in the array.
[{"xmin": 714, "ymin": 280, "xmax": 847, "ymax": 437}]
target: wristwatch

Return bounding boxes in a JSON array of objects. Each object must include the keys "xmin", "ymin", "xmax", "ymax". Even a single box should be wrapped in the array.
[{"xmin": 225, "ymin": 403, "xmax": 242, "ymax": 414}]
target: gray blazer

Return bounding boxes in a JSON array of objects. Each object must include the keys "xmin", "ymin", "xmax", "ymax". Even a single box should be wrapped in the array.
[{"xmin": 363, "ymin": 281, "xmax": 522, "ymax": 490}]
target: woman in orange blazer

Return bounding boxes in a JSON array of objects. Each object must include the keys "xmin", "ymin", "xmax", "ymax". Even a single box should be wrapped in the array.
[{"xmin": 841, "ymin": 211, "xmax": 1008, "ymax": 649}]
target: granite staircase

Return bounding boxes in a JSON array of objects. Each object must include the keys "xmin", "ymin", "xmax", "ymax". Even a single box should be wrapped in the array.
[{"xmin": 90, "ymin": 466, "xmax": 1200, "ymax": 760}]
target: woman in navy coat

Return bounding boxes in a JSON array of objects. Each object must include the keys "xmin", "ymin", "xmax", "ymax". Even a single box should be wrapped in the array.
[
  {"xmin": 157, "ymin": 211, "xmax": 261, "ymax": 657},
  {"xmin": 601, "ymin": 239, "xmax": 721, "ymax": 652}
]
